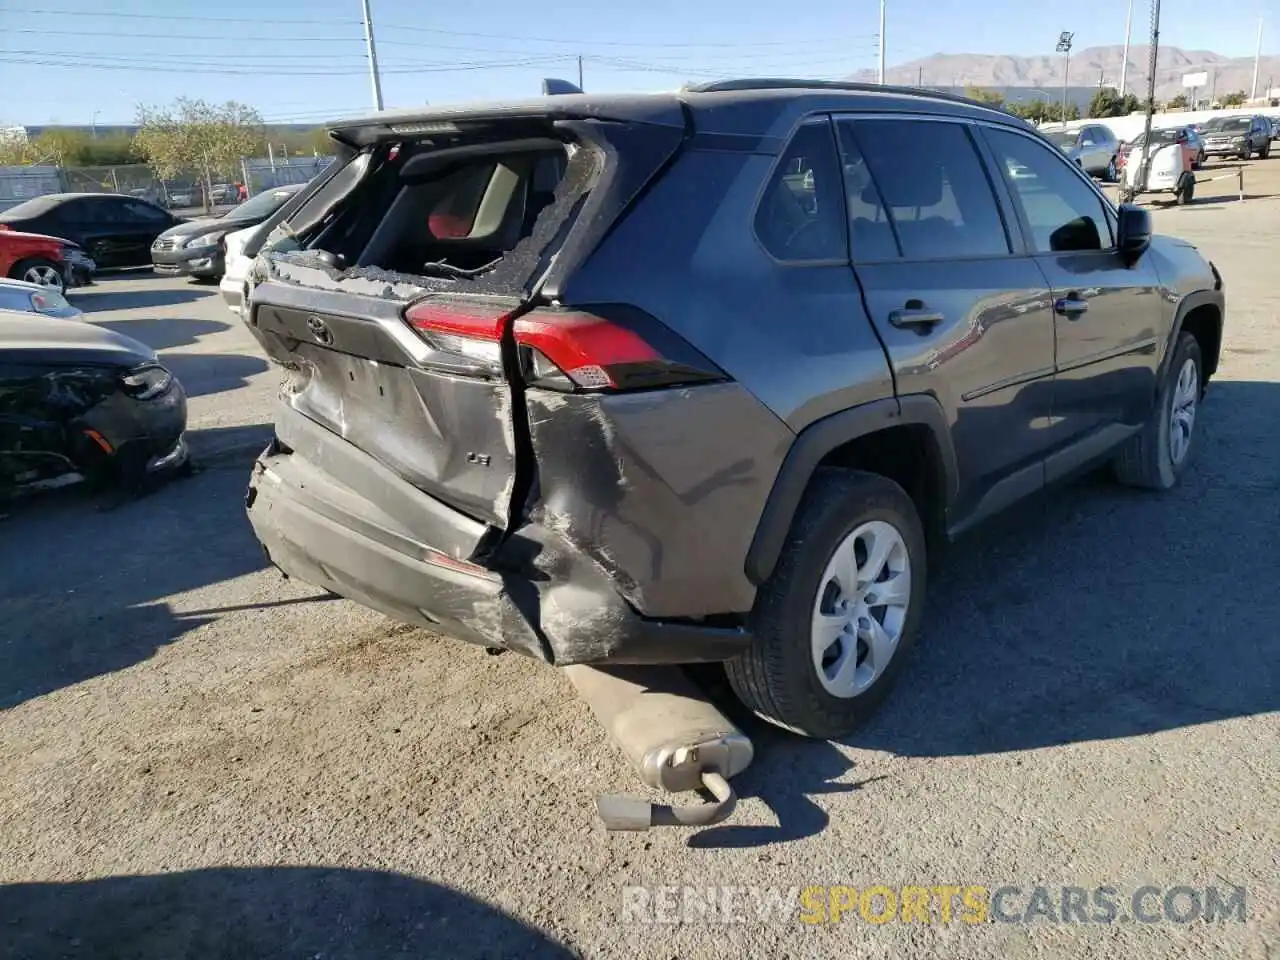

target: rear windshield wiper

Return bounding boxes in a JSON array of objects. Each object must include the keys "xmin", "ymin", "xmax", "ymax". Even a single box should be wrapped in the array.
[{"xmin": 418, "ymin": 257, "xmax": 501, "ymax": 279}]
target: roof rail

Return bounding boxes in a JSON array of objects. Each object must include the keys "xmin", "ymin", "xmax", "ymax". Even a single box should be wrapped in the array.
[{"xmin": 682, "ymin": 78, "xmax": 1001, "ymax": 110}]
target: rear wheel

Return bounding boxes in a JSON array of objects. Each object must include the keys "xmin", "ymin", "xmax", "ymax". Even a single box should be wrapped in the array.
[
  {"xmin": 1261, "ymin": 142, "xmax": 1272, "ymax": 159},
  {"xmin": 1175, "ymin": 175, "xmax": 1195, "ymax": 205},
  {"xmin": 1113, "ymin": 332, "xmax": 1203, "ymax": 490},
  {"xmin": 725, "ymin": 470, "xmax": 926, "ymax": 739},
  {"xmin": 11, "ymin": 258, "xmax": 65, "ymax": 293}
]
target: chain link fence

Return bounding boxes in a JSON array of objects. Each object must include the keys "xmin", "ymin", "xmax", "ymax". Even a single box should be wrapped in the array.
[
  {"xmin": 0, "ymin": 165, "xmax": 62, "ymax": 212},
  {"xmin": 2, "ymin": 154, "xmax": 337, "ymax": 212}
]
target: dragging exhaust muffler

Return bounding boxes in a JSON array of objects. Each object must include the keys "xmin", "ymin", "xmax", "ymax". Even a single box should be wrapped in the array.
[{"xmin": 563, "ymin": 665, "xmax": 753, "ymax": 831}]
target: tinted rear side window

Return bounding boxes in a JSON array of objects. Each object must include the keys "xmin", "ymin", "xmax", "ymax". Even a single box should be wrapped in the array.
[
  {"xmin": 754, "ymin": 119, "xmax": 847, "ymax": 262},
  {"xmin": 834, "ymin": 121, "xmax": 900, "ymax": 261},
  {"xmin": 845, "ymin": 119, "xmax": 1010, "ymax": 260}
]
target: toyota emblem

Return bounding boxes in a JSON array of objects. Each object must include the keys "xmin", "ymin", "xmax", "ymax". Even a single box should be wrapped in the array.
[{"xmin": 306, "ymin": 315, "xmax": 334, "ymax": 345}]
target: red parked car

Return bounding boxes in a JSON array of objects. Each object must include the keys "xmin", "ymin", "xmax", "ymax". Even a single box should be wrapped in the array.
[{"xmin": 0, "ymin": 226, "xmax": 96, "ymax": 293}]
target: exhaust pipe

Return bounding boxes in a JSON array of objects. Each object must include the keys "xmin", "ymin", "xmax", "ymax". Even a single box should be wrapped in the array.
[{"xmin": 563, "ymin": 665, "xmax": 753, "ymax": 831}]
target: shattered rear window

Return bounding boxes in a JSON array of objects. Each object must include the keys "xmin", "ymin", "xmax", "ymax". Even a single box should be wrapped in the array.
[{"xmin": 264, "ymin": 135, "xmax": 585, "ymax": 297}]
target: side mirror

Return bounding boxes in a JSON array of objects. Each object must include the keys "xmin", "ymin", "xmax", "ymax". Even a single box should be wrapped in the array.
[{"xmin": 1117, "ymin": 203, "xmax": 1151, "ymax": 265}]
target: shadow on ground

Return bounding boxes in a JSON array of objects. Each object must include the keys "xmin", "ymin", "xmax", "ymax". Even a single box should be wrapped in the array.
[
  {"xmin": 186, "ymin": 421, "xmax": 275, "ymax": 465},
  {"xmin": 690, "ymin": 380, "xmax": 1278, "ymax": 845},
  {"xmin": 96, "ymin": 316, "xmax": 231, "ymax": 350},
  {"xmin": 78, "ymin": 287, "xmax": 216, "ymax": 312},
  {"xmin": 161, "ymin": 352, "xmax": 271, "ymax": 398},
  {"xmin": 0, "ymin": 466, "xmax": 282, "ymax": 709},
  {"xmin": 0, "ymin": 866, "xmax": 573, "ymax": 960}
]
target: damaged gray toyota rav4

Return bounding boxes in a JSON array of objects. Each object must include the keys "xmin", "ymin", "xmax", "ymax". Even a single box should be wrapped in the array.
[{"xmin": 242, "ymin": 80, "xmax": 1224, "ymax": 739}]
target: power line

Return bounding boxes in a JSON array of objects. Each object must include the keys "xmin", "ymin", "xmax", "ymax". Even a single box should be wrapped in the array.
[
  {"xmin": 0, "ymin": 53, "xmax": 570, "ymax": 77},
  {"xmin": 1, "ymin": 5, "xmax": 360, "ymax": 24},
  {"xmin": 8, "ymin": 27, "xmax": 363, "ymax": 42},
  {"xmin": 3, "ymin": 7, "xmax": 862, "ymax": 51}
]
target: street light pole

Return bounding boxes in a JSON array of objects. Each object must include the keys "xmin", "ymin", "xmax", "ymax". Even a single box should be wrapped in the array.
[
  {"xmin": 878, "ymin": 0, "xmax": 886, "ymax": 84},
  {"xmin": 1251, "ymin": 17, "xmax": 1264, "ymax": 101},
  {"xmin": 361, "ymin": 0, "xmax": 385, "ymax": 111},
  {"xmin": 1119, "ymin": 0, "xmax": 1135, "ymax": 95},
  {"xmin": 1056, "ymin": 32, "xmax": 1074, "ymax": 122}
]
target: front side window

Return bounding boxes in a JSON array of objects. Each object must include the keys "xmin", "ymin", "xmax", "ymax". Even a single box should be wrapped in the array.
[
  {"xmin": 754, "ymin": 119, "xmax": 847, "ymax": 262},
  {"xmin": 986, "ymin": 128, "xmax": 1112, "ymax": 253},
  {"xmin": 121, "ymin": 200, "xmax": 168, "ymax": 224},
  {"xmin": 843, "ymin": 119, "xmax": 1010, "ymax": 260}
]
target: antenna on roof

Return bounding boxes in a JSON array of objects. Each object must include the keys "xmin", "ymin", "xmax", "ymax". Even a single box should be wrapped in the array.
[{"xmin": 542, "ymin": 78, "xmax": 584, "ymax": 96}]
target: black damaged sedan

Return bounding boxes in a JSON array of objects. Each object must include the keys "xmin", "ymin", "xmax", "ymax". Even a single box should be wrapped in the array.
[{"xmin": 0, "ymin": 310, "xmax": 187, "ymax": 497}]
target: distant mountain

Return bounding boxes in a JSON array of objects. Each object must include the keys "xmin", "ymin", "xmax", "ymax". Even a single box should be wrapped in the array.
[{"xmin": 853, "ymin": 45, "xmax": 1280, "ymax": 104}]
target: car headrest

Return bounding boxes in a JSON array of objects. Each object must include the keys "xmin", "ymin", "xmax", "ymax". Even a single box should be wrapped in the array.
[{"xmin": 870, "ymin": 159, "xmax": 945, "ymax": 209}]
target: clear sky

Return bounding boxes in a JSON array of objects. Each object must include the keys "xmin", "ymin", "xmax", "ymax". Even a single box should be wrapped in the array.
[{"xmin": 1, "ymin": 0, "xmax": 1276, "ymax": 126}]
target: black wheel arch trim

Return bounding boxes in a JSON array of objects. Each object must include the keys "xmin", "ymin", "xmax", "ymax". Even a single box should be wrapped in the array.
[
  {"xmin": 744, "ymin": 394, "xmax": 959, "ymax": 586},
  {"xmin": 1161, "ymin": 288, "xmax": 1224, "ymax": 381}
]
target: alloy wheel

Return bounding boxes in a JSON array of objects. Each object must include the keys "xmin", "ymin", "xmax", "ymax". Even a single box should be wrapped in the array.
[
  {"xmin": 1169, "ymin": 357, "xmax": 1199, "ymax": 466},
  {"xmin": 811, "ymin": 520, "xmax": 911, "ymax": 698},
  {"xmin": 23, "ymin": 264, "xmax": 64, "ymax": 293}
]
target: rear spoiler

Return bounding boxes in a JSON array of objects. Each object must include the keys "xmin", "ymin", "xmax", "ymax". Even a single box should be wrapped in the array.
[
  {"xmin": 542, "ymin": 78, "xmax": 583, "ymax": 96},
  {"xmin": 327, "ymin": 93, "xmax": 685, "ymax": 148}
]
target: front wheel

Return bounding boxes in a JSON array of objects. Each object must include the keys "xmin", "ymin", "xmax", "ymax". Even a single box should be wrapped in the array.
[
  {"xmin": 725, "ymin": 470, "xmax": 926, "ymax": 739},
  {"xmin": 11, "ymin": 258, "xmax": 65, "ymax": 293},
  {"xmin": 1113, "ymin": 332, "xmax": 1203, "ymax": 490},
  {"xmin": 1105, "ymin": 157, "xmax": 1118, "ymax": 182}
]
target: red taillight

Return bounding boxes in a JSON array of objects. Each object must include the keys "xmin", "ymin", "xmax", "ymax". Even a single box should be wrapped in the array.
[
  {"xmin": 513, "ymin": 307, "xmax": 724, "ymax": 392},
  {"xmin": 513, "ymin": 311, "xmax": 659, "ymax": 390},
  {"xmin": 403, "ymin": 298, "xmax": 516, "ymax": 377},
  {"xmin": 404, "ymin": 299, "xmax": 724, "ymax": 392}
]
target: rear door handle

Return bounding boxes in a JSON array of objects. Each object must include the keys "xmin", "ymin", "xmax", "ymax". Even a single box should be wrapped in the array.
[
  {"xmin": 1053, "ymin": 296, "xmax": 1090, "ymax": 319},
  {"xmin": 888, "ymin": 307, "xmax": 945, "ymax": 333}
]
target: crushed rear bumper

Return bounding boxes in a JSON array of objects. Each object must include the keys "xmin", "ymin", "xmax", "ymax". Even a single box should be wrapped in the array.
[{"xmin": 244, "ymin": 408, "xmax": 751, "ymax": 666}]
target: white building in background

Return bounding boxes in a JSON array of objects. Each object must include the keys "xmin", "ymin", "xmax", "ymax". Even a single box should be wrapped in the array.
[{"xmin": 0, "ymin": 126, "xmax": 29, "ymax": 145}]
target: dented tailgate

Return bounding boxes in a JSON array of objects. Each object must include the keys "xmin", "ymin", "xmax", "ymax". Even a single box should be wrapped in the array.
[{"xmin": 248, "ymin": 277, "xmax": 520, "ymax": 531}]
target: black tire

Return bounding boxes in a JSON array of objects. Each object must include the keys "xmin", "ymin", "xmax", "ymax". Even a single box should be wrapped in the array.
[
  {"xmin": 725, "ymin": 469, "xmax": 927, "ymax": 739},
  {"xmin": 1113, "ymin": 331, "xmax": 1203, "ymax": 490},
  {"xmin": 1175, "ymin": 175, "xmax": 1195, "ymax": 205},
  {"xmin": 1105, "ymin": 156, "xmax": 1118, "ymax": 182},
  {"xmin": 9, "ymin": 257, "xmax": 65, "ymax": 293}
]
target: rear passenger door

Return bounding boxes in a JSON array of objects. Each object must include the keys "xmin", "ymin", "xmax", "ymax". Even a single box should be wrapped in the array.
[
  {"xmin": 981, "ymin": 125, "xmax": 1162, "ymax": 469},
  {"xmin": 836, "ymin": 116, "xmax": 1058, "ymax": 528}
]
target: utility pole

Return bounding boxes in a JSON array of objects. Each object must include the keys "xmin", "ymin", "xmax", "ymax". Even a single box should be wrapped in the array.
[
  {"xmin": 917, "ymin": 65, "xmax": 923, "ymax": 87},
  {"xmin": 1119, "ymin": 0, "xmax": 1134, "ymax": 95},
  {"xmin": 361, "ymin": 0, "xmax": 385, "ymax": 111},
  {"xmin": 1251, "ymin": 17, "xmax": 1263, "ymax": 101},
  {"xmin": 1138, "ymin": 0, "xmax": 1161, "ymax": 194},
  {"xmin": 878, "ymin": 0, "xmax": 886, "ymax": 84},
  {"xmin": 578, "ymin": 55, "xmax": 584, "ymax": 91},
  {"xmin": 1056, "ymin": 32, "xmax": 1074, "ymax": 122}
]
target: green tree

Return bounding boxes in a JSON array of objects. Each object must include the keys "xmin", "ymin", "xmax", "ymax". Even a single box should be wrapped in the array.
[
  {"xmin": 1219, "ymin": 90, "xmax": 1247, "ymax": 107},
  {"xmin": 1089, "ymin": 88, "xmax": 1145, "ymax": 118},
  {"xmin": 1166, "ymin": 93, "xmax": 1189, "ymax": 110},
  {"xmin": 133, "ymin": 98, "xmax": 265, "ymax": 212},
  {"xmin": 1006, "ymin": 99, "xmax": 1054, "ymax": 123},
  {"xmin": 28, "ymin": 129, "xmax": 93, "ymax": 165},
  {"xmin": 964, "ymin": 85, "xmax": 1005, "ymax": 107}
]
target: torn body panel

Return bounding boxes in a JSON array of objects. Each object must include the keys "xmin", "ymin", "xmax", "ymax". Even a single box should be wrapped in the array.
[
  {"xmin": 520, "ymin": 382, "xmax": 795, "ymax": 618},
  {"xmin": 245, "ymin": 406, "xmax": 751, "ymax": 665}
]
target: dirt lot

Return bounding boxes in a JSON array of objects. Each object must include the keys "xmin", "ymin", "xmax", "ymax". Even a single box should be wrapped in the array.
[{"xmin": 1, "ymin": 158, "xmax": 1278, "ymax": 960}]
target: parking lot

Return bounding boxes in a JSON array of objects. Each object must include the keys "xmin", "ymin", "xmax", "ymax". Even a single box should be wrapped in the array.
[{"xmin": 1, "ymin": 159, "xmax": 1278, "ymax": 959}]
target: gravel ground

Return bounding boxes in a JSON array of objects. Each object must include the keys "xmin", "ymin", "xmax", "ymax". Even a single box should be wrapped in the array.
[{"xmin": 1, "ymin": 161, "xmax": 1277, "ymax": 960}]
